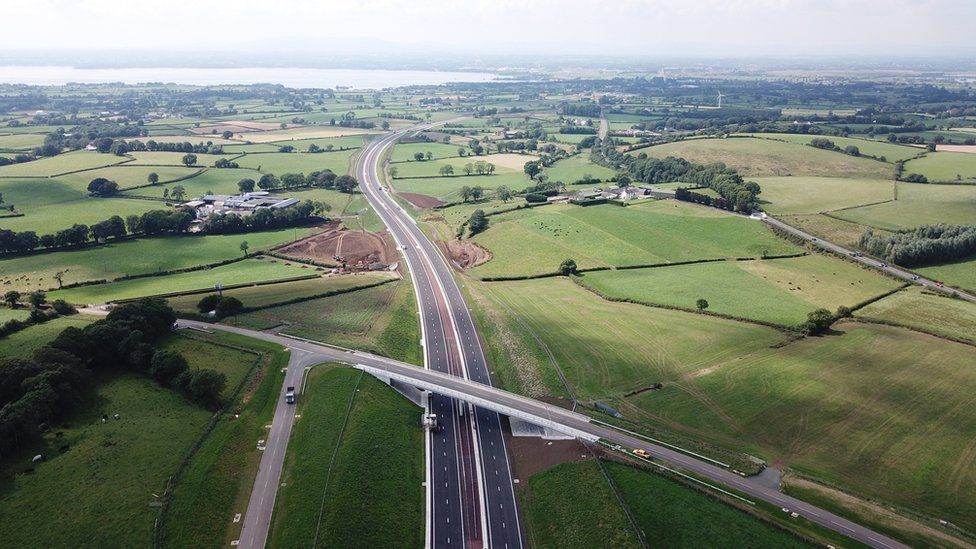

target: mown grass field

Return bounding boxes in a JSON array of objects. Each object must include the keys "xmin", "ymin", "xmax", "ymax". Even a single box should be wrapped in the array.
[
  {"xmin": 0, "ymin": 228, "xmax": 317, "ymax": 292},
  {"xmin": 470, "ymin": 201, "xmax": 799, "ymax": 278},
  {"xmin": 59, "ymin": 165, "xmax": 200, "ymax": 189},
  {"xmin": 635, "ymin": 137, "xmax": 893, "ymax": 179},
  {"xmin": 0, "ymin": 177, "xmax": 162, "ymax": 233},
  {"xmin": 522, "ymin": 459, "xmax": 639, "ymax": 548},
  {"xmin": 392, "ymin": 153, "xmax": 534, "ymax": 178},
  {"xmin": 390, "ymin": 142, "xmax": 469, "ymax": 161},
  {"xmin": 225, "ymin": 278, "xmax": 422, "ymax": 364},
  {"xmin": 579, "ymin": 254, "xmax": 900, "ymax": 326},
  {"xmin": 225, "ymin": 279, "xmax": 398, "ymax": 333},
  {"xmin": 856, "ymin": 287, "xmax": 976, "ymax": 343},
  {"xmin": 829, "ymin": 182, "xmax": 976, "ymax": 230},
  {"xmin": 755, "ymin": 176, "xmax": 893, "ymax": 214},
  {"xmin": 0, "ymin": 315, "xmax": 93, "ymax": 357},
  {"xmin": 269, "ymin": 367, "xmax": 423, "ymax": 548},
  {"xmin": 161, "ymin": 333, "xmax": 288, "ymax": 548},
  {"xmin": 544, "ymin": 154, "xmax": 618, "ymax": 183},
  {"xmin": 489, "ymin": 277, "xmax": 785, "ymax": 398},
  {"xmin": 915, "ymin": 257, "xmax": 976, "ymax": 293},
  {"xmin": 238, "ymin": 126, "xmax": 376, "ymax": 143},
  {"xmin": 394, "ymin": 172, "xmax": 530, "ymax": 199},
  {"xmin": 48, "ymin": 258, "xmax": 313, "ymax": 304},
  {"xmin": 777, "ymin": 213, "xmax": 884, "ymax": 249},
  {"xmin": 624, "ymin": 323, "xmax": 976, "ymax": 531},
  {"xmin": 604, "ymin": 461, "xmax": 811, "ymax": 548},
  {"xmin": 744, "ymin": 133, "xmax": 921, "ymax": 163},
  {"xmin": 124, "ymin": 151, "xmax": 231, "ymax": 167},
  {"xmin": 0, "ymin": 372, "xmax": 213, "ymax": 548},
  {"xmin": 234, "ymin": 150, "xmax": 357, "ymax": 175},
  {"xmin": 903, "ymin": 151, "xmax": 976, "ymax": 182},
  {"xmin": 0, "ymin": 150, "xmax": 127, "ymax": 177},
  {"xmin": 167, "ymin": 273, "xmax": 393, "ymax": 312},
  {"xmin": 126, "ymin": 167, "xmax": 255, "ymax": 198}
]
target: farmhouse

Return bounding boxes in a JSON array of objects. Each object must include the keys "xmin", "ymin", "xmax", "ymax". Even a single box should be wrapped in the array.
[{"xmin": 184, "ymin": 192, "xmax": 299, "ymax": 219}]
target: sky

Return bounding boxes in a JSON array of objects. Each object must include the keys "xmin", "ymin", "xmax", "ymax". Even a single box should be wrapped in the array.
[{"xmin": 3, "ymin": 0, "xmax": 975, "ymax": 59}]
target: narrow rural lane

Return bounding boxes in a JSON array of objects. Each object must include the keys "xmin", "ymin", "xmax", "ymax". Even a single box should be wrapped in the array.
[{"xmin": 176, "ymin": 320, "xmax": 909, "ymax": 549}]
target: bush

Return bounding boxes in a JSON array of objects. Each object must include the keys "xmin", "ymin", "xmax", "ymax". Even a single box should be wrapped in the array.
[
  {"xmin": 214, "ymin": 296, "xmax": 244, "ymax": 318},
  {"xmin": 559, "ymin": 259, "xmax": 578, "ymax": 275},
  {"xmin": 197, "ymin": 294, "xmax": 221, "ymax": 314},
  {"xmin": 184, "ymin": 369, "xmax": 226, "ymax": 408},
  {"xmin": 524, "ymin": 193, "xmax": 548, "ymax": 203},
  {"xmin": 150, "ymin": 350, "xmax": 189, "ymax": 386},
  {"xmin": 51, "ymin": 300, "xmax": 77, "ymax": 315},
  {"xmin": 803, "ymin": 308, "xmax": 834, "ymax": 335}
]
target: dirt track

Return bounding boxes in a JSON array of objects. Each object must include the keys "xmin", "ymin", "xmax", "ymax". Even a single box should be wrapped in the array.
[
  {"xmin": 443, "ymin": 239, "xmax": 492, "ymax": 270},
  {"xmin": 276, "ymin": 222, "xmax": 396, "ymax": 269}
]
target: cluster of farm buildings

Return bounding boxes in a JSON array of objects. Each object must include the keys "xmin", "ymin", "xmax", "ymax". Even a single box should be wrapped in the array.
[{"xmin": 183, "ymin": 192, "xmax": 299, "ymax": 219}]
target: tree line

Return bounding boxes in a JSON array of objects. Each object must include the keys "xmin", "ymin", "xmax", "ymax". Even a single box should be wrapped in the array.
[
  {"xmin": 858, "ymin": 224, "xmax": 976, "ymax": 267},
  {"xmin": 0, "ymin": 299, "xmax": 225, "ymax": 458},
  {"xmin": 600, "ymin": 142, "xmax": 761, "ymax": 212}
]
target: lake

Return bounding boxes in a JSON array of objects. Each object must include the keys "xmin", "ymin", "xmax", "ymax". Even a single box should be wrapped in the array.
[{"xmin": 0, "ymin": 66, "xmax": 498, "ymax": 88}]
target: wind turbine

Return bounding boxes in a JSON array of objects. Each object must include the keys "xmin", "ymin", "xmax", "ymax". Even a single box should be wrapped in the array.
[{"xmin": 717, "ymin": 90, "xmax": 724, "ymax": 109}]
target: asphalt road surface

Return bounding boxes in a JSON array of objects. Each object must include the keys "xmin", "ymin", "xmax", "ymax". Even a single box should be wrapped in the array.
[
  {"xmin": 236, "ymin": 347, "xmax": 323, "ymax": 549},
  {"xmin": 762, "ymin": 215, "xmax": 976, "ymax": 304},
  {"xmin": 178, "ymin": 320, "xmax": 909, "ymax": 549},
  {"xmin": 356, "ymin": 129, "xmax": 524, "ymax": 549}
]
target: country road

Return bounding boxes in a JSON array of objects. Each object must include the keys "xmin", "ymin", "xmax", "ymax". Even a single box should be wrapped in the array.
[{"xmin": 175, "ymin": 320, "xmax": 909, "ymax": 549}]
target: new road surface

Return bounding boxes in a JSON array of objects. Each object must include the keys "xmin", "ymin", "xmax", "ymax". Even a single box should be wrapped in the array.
[
  {"xmin": 176, "ymin": 320, "xmax": 909, "ymax": 549},
  {"xmin": 356, "ymin": 128, "xmax": 524, "ymax": 549}
]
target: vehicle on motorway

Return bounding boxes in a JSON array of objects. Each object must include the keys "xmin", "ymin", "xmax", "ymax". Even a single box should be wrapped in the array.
[
  {"xmin": 285, "ymin": 386, "xmax": 296, "ymax": 404},
  {"xmin": 422, "ymin": 413, "xmax": 444, "ymax": 433},
  {"xmin": 632, "ymin": 449, "xmax": 651, "ymax": 459}
]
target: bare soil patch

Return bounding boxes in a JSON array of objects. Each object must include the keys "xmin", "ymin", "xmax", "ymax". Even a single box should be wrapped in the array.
[
  {"xmin": 399, "ymin": 192, "xmax": 443, "ymax": 209},
  {"xmin": 507, "ymin": 429, "xmax": 589, "ymax": 481},
  {"xmin": 444, "ymin": 239, "xmax": 492, "ymax": 270},
  {"xmin": 275, "ymin": 221, "xmax": 396, "ymax": 270}
]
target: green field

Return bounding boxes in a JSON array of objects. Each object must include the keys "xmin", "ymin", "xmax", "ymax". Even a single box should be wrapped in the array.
[
  {"xmin": 393, "ymin": 172, "xmax": 531, "ymax": 199},
  {"xmin": 390, "ymin": 141, "xmax": 468, "ymax": 161},
  {"xmin": 126, "ymin": 167, "xmax": 255, "ymax": 198},
  {"xmin": 579, "ymin": 254, "xmax": 900, "ymax": 326},
  {"xmin": 0, "ymin": 133, "xmax": 47, "ymax": 150},
  {"xmin": 903, "ymin": 151, "xmax": 976, "ymax": 182},
  {"xmin": 225, "ymin": 279, "xmax": 399, "ymax": 333},
  {"xmin": 48, "ymin": 258, "xmax": 313, "ymax": 304},
  {"xmin": 544, "ymin": 154, "xmax": 618, "ymax": 183},
  {"xmin": 916, "ymin": 257, "xmax": 976, "ymax": 293},
  {"xmin": 0, "ymin": 315, "xmax": 94, "ymax": 357},
  {"xmin": 635, "ymin": 138, "xmax": 893, "ymax": 179},
  {"xmin": 756, "ymin": 176, "xmax": 894, "ymax": 214},
  {"xmin": 489, "ymin": 277, "xmax": 785, "ymax": 397},
  {"xmin": 744, "ymin": 134, "xmax": 921, "ymax": 163},
  {"xmin": 161, "ymin": 333, "xmax": 288, "ymax": 547},
  {"xmin": 522, "ymin": 459, "xmax": 639, "ymax": 548},
  {"xmin": 225, "ymin": 277, "xmax": 421, "ymax": 364},
  {"xmin": 0, "ymin": 150, "xmax": 127, "ymax": 177},
  {"xmin": 166, "ymin": 273, "xmax": 392, "ymax": 312},
  {"xmin": 604, "ymin": 461, "xmax": 811, "ymax": 548},
  {"xmin": 778, "ymin": 213, "xmax": 885, "ymax": 249},
  {"xmin": 856, "ymin": 287, "xmax": 976, "ymax": 343},
  {"xmin": 829, "ymin": 182, "xmax": 976, "ymax": 230},
  {"xmin": 59, "ymin": 164, "xmax": 201, "ymax": 189},
  {"xmin": 0, "ymin": 176, "xmax": 163, "ymax": 233},
  {"xmin": 470, "ymin": 201, "xmax": 800, "ymax": 278},
  {"xmin": 624, "ymin": 323, "xmax": 976, "ymax": 531},
  {"xmin": 234, "ymin": 150, "xmax": 358, "ymax": 175},
  {"xmin": 124, "ymin": 151, "xmax": 232, "ymax": 167},
  {"xmin": 0, "ymin": 372, "xmax": 213, "ymax": 547},
  {"xmin": 0, "ymin": 228, "xmax": 316, "ymax": 292},
  {"xmin": 269, "ymin": 367, "xmax": 423, "ymax": 548}
]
